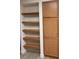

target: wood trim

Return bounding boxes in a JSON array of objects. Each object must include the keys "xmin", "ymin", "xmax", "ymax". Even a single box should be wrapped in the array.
[
  {"xmin": 43, "ymin": 17, "xmax": 59, "ymax": 18},
  {"xmin": 45, "ymin": 55, "xmax": 59, "ymax": 59}
]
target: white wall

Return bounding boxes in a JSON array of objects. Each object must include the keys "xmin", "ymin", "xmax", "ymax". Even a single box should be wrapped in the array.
[{"xmin": 20, "ymin": 15, "xmax": 26, "ymax": 54}]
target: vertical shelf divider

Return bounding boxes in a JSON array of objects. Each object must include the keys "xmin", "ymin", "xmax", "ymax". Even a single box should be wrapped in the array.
[{"xmin": 39, "ymin": 0, "xmax": 44, "ymax": 58}]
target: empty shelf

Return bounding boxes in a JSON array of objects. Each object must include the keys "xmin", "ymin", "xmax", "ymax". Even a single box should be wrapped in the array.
[
  {"xmin": 24, "ymin": 41, "xmax": 40, "ymax": 46},
  {"xmin": 43, "ymin": 0, "xmax": 55, "ymax": 3},
  {"xmin": 22, "ymin": 20, "xmax": 39, "ymax": 26},
  {"xmin": 23, "ymin": 35, "xmax": 40, "ymax": 41},
  {"xmin": 24, "ymin": 44, "xmax": 40, "ymax": 49},
  {"xmin": 22, "ymin": 0, "xmax": 39, "ymax": 5},
  {"xmin": 22, "ymin": 0, "xmax": 55, "ymax": 5},
  {"xmin": 22, "ymin": 20, "xmax": 39, "ymax": 23},
  {"xmin": 21, "ymin": 12, "xmax": 39, "ymax": 16},
  {"xmin": 22, "ymin": 28, "xmax": 39, "ymax": 34}
]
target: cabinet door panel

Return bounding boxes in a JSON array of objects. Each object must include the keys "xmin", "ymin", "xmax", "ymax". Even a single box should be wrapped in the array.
[
  {"xmin": 43, "ymin": 2, "xmax": 58, "ymax": 17},
  {"xmin": 44, "ymin": 18, "xmax": 58, "ymax": 38},
  {"xmin": 44, "ymin": 18, "xmax": 58, "ymax": 57},
  {"xmin": 44, "ymin": 38, "xmax": 58, "ymax": 57}
]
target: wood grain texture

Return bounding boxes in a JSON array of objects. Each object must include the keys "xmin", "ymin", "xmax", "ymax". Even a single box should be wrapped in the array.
[
  {"xmin": 21, "ymin": 12, "xmax": 39, "ymax": 16},
  {"xmin": 43, "ymin": 18, "xmax": 58, "ymax": 57},
  {"xmin": 43, "ymin": 1, "xmax": 58, "ymax": 17},
  {"xmin": 43, "ymin": 1, "xmax": 59, "ymax": 58},
  {"xmin": 23, "ymin": 35, "xmax": 40, "ymax": 41},
  {"xmin": 24, "ymin": 44, "xmax": 40, "ymax": 49},
  {"xmin": 44, "ymin": 18, "xmax": 58, "ymax": 38},
  {"xmin": 22, "ymin": 29, "xmax": 39, "ymax": 35},
  {"xmin": 22, "ymin": 20, "xmax": 39, "ymax": 26}
]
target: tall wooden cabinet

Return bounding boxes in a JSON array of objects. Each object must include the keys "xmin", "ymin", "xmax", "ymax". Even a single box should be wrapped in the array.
[{"xmin": 43, "ymin": 1, "xmax": 59, "ymax": 59}]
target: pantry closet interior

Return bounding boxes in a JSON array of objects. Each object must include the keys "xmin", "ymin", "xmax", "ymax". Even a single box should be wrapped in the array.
[{"xmin": 20, "ymin": 0, "xmax": 59, "ymax": 59}]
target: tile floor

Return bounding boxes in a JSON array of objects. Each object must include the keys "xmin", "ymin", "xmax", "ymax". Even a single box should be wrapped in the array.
[{"xmin": 21, "ymin": 52, "xmax": 54, "ymax": 59}]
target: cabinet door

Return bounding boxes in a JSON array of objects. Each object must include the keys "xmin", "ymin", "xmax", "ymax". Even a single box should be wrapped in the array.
[
  {"xmin": 43, "ymin": 1, "xmax": 58, "ymax": 17},
  {"xmin": 44, "ymin": 18, "xmax": 58, "ymax": 57}
]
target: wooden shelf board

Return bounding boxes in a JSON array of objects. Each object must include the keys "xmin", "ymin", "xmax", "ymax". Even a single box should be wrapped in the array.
[
  {"xmin": 43, "ymin": 0, "xmax": 55, "ymax": 2},
  {"xmin": 22, "ymin": 0, "xmax": 55, "ymax": 5},
  {"xmin": 22, "ymin": 20, "xmax": 39, "ymax": 25},
  {"xmin": 21, "ymin": 12, "xmax": 39, "ymax": 16},
  {"xmin": 24, "ymin": 44, "xmax": 40, "ymax": 49},
  {"xmin": 22, "ymin": 20, "xmax": 39, "ymax": 23},
  {"xmin": 22, "ymin": 29, "xmax": 39, "ymax": 33},
  {"xmin": 23, "ymin": 35, "xmax": 40, "ymax": 41}
]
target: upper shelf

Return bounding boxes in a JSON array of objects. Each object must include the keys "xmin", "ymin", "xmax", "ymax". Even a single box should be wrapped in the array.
[
  {"xmin": 22, "ymin": 0, "xmax": 55, "ymax": 5},
  {"xmin": 42, "ymin": 0, "xmax": 55, "ymax": 2},
  {"xmin": 21, "ymin": 12, "xmax": 39, "ymax": 16}
]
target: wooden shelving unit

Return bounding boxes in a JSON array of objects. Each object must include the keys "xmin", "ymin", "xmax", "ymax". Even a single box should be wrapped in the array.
[
  {"xmin": 21, "ymin": 0, "xmax": 58, "ymax": 58},
  {"xmin": 21, "ymin": 0, "xmax": 40, "ymax": 53}
]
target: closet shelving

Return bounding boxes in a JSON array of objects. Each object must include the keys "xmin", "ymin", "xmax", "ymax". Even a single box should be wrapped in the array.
[
  {"xmin": 23, "ymin": 36, "xmax": 40, "ymax": 49},
  {"xmin": 23, "ymin": 35, "xmax": 40, "ymax": 41},
  {"xmin": 23, "ymin": 44, "xmax": 40, "ymax": 49},
  {"xmin": 22, "ymin": 18, "xmax": 39, "ymax": 26},
  {"xmin": 22, "ymin": 0, "xmax": 54, "ymax": 5},
  {"xmin": 22, "ymin": 20, "xmax": 39, "ymax": 26},
  {"xmin": 21, "ymin": 0, "xmax": 54, "ymax": 58},
  {"xmin": 21, "ymin": 0, "xmax": 40, "ymax": 51},
  {"xmin": 21, "ymin": 12, "xmax": 39, "ymax": 16},
  {"xmin": 22, "ymin": 28, "xmax": 39, "ymax": 34}
]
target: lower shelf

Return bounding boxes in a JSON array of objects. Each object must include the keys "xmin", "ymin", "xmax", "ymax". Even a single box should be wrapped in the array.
[
  {"xmin": 23, "ymin": 29, "xmax": 39, "ymax": 34},
  {"xmin": 21, "ymin": 12, "xmax": 39, "ymax": 16},
  {"xmin": 24, "ymin": 44, "xmax": 40, "ymax": 50},
  {"xmin": 23, "ymin": 35, "xmax": 40, "ymax": 41}
]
